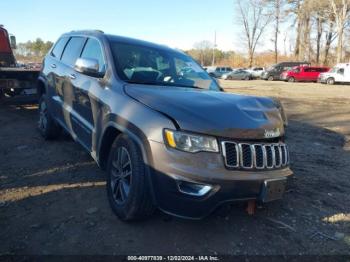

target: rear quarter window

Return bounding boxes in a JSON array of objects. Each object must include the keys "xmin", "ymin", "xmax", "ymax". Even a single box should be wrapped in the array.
[{"xmin": 51, "ymin": 37, "xmax": 69, "ymax": 59}]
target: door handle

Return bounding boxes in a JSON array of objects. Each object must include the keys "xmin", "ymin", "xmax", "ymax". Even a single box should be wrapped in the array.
[
  {"xmin": 69, "ymin": 73, "xmax": 76, "ymax": 80},
  {"xmin": 51, "ymin": 63, "xmax": 56, "ymax": 69}
]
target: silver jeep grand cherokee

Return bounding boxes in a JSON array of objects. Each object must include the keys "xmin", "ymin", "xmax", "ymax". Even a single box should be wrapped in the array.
[{"xmin": 37, "ymin": 30, "xmax": 293, "ymax": 221}]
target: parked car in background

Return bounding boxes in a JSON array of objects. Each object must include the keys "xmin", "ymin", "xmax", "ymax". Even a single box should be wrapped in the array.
[
  {"xmin": 222, "ymin": 69, "xmax": 252, "ymax": 80},
  {"xmin": 318, "ymin": 63, "xmax": 350, "ymax": 85},
  {"xmin": 248, "ymin": 67, "xmax": 265, "ymax": 79},
  {"xmin": 37, "ymin": 30, "xmax": 292, "ymax": 221},
  {"xmin": 206, "ymin": 66, "xmax": 233, "ymax": 78},
  {"xmin": 280, "ymin": 66, "xmax": 330, "ymax": 82},
  {"xmin": 261, "ymin": 62, "xmax": 310, "ymax": 81}
]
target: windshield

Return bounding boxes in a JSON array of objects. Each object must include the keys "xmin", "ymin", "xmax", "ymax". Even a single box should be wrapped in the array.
[
  {"xmin": 110, "ymin": 41, "xmax": 219, "ymax": 90},
  {"xmin": 329, "ymin": 67, "xmax": 339, "ymax": 73}
]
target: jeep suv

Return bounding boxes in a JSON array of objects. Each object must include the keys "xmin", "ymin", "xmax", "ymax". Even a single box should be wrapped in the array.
[
  {"xmin": 37, "ymin": 30, "xmax": 293, "ymax": 220},
  {"xmin": 206, "ymin": 66, "xmax": 233, "ymax": 78}
]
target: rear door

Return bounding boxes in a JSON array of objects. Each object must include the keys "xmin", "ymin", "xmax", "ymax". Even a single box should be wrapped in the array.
[
  {"xmin": 45, "ymin": 36, "xmax": 69, "ymax": 119},
  {"xmin": 57, "ymin": 36, "xmax": 86, "ymax": 138}
]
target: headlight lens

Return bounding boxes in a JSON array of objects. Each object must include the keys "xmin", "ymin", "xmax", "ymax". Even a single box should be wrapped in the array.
[
  {"xmin": 271, "ymin": 98, "xmax": 288, "ymax": 126},
  {"xmin": 164, "ymin": 129, "xmax": 219, "ymax": 153}
]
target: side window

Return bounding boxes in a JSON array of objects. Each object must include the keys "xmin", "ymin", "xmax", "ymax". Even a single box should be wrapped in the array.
[
  {"xmin": 304, "ymin": 68, "xmax": 311, "ymax": 72},
  {"xmin": 61, "ymin": 37, "xmax": 86, "ymax": 67},
  {"xmin": 51, "ymin": 37, "xmax": 69, "ymax": 59},
  {"xmin": 215, "ymin": 67, "xmax": 220, "ymax": 72},
  {"xmin": 338, "ymin": 68, "xmax": 344, "ymax": 74},
  {"xmin": 80, "ymin": 38, "xmax": 106, "ymax": 73}
]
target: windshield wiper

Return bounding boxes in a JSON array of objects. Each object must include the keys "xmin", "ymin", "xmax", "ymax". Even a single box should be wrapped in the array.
[{"xmin": 125, "ymin": 80, "xmax": 202, "ymax": 89}]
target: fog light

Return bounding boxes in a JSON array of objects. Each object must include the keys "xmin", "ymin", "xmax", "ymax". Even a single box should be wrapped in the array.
[{"xmin": 177, "ymin": 180, "xmax": 212, "ymax": 196}]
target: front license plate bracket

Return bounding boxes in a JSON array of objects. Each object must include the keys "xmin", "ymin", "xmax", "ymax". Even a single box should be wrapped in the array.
[{"xmin": 260, "ymin": 178, "xmax": 287, "ymax": 202}]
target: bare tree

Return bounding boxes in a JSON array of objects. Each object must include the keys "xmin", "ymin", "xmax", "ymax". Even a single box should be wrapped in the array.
[
  {"xmin": 329, "ymin": 0, "xmax": 350, "ymax": 63},
  {"xmin": 237, "ymin": 0, "xmax": 272, "ymax": 67},
  {"xmin": 193, "ymin": 40, "xmax": 213, "ymax": 66},
  {"xmin": 268, "ymin": 0, "xmax": 288, "ymax": 63}
]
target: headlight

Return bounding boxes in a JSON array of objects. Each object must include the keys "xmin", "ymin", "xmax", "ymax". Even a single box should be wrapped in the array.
[
  {"xmin": 164, "ymin": 129, "xmax": 219, "ymax": 153},
  {"xmin": 271, "ymin": 98, "xmax": 288, "ymax": 126}
]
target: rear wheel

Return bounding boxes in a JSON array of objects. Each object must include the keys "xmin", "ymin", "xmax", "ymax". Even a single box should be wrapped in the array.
[
  {"xmin": 326, "ymin": 77, "xmax": 335, "ymax": 85},
  {"xmin": 245, "ymin": 75, "xmax": 250, "ymax": 80},
  {"xmin": 38, "ymin": 94, "xmax": 61, "ymax": 140},
  {"xmin": 267, "ymin": 76, "xmax": 274, "ymax": 81},
  {"xmin": 287, "ymin": 77, "xmax": 295, "ymax": 83},
  {"xmin": 106, "ymin": 134, "xmax": 155, "ymax": 221}
]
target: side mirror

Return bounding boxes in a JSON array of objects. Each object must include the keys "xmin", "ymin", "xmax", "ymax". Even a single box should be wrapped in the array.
[
  {"xmin": 74, "ymin": 58, "xmax": 101, "ymax": 77},
  {"xmin": 10, "ymin": 35, "xmax": 16, "ymax": 49}
]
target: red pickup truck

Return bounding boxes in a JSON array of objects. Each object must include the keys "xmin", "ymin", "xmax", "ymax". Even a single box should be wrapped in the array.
[{"xmin": 280, "ymin": 66, "xmax": 330, "ymax": 82}]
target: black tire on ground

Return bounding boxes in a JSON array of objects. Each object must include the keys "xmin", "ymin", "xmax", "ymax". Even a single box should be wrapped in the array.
[
  {"xmin": 326, "ymin": 78, "xmax": 335, "ymax": 85},
  {"xmin": 227, "ymin": 76, "xmax": 232, "ymax": 80},
  {"xmin": 107, "ymin": 134, "xmax": 155, "ymax": 221},
  {"xmin": 245, "ymin": 75, "xmax": 250, "ymax": 80},
  {"xmin": 267, "ymin": 76, "xmax": 274, "ymax": 81},
  {"xmin": 287, "ymin": 77, "xmax": 295, "ymax": 83},
  {"xmin": 38, "ymin": 94, "xmax": 61, "ymax": 140}
]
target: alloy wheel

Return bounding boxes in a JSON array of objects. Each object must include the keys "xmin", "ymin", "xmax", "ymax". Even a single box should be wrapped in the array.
[
  {"xmin": 110, "ymin": 146, "xmax": 132, "ymax": 205},
  {"xmin": 38, "ymin": 100, "xmax": 48, "ymax": 132}
]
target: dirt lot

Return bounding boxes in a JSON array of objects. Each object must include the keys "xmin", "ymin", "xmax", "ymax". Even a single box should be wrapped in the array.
[{"xmin": 0, "ymin": 80, "xmax": 349, "ymax": 256}]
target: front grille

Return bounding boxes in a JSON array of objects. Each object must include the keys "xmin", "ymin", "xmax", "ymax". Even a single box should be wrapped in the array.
[{"xmin": 222, "ymin": 141, "xmax": 289, "ymax": 170}]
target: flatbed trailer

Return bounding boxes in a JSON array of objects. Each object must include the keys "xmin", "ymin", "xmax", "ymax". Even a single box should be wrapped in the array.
[
  {"xmin": 0, "ymin": 25, "xmax": 39, "ymax": 99},
  {"xmin": 0, "ymin": 67, "xmax": 39, "ymax": 97}
]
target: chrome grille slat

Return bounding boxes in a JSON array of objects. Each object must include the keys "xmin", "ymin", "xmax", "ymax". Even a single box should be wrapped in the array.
[{"xmin": 222, "ymin": 141, "xmax": 289, "ymax": 170}]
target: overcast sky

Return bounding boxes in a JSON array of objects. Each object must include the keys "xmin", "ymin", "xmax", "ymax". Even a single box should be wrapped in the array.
[{"xmin": 3, "ymin": 0, "xmax": 291, "ymax": 53}]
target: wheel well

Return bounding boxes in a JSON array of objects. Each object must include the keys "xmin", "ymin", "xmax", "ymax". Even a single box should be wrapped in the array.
[
  {"xmin": 37, "ymin": 80, "xmax": 46, "ymax": 97},
  {"xmin": 98, "ymin": 126, "xmax": 122, "ymax": 170}
]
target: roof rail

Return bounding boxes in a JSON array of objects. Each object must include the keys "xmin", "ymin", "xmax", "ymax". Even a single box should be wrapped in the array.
[{"xmin": 69, "ymin": 29, "xmax": 104, "ymax": 34}]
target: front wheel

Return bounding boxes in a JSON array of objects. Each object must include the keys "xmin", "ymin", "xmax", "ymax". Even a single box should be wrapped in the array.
[
  {"xmin": 287, "ymin": 77, "xmax": 295, "ymax": 83},
  {"xmin": 245, "ymin": 75, "xmax": 250, "ymax": 80},
  {"xmin": 326, "ymin": 78, "xmax": 335, "ymax": 85},
  {"xmin": 38, "ymin": 94, "xmax": 61, "ymax": 140},
  {"xmin": 107, "ymin": 134, "xmax": 155, "ymax": 221},
  {"xmin": 267, "ymin": 76, "xmax": 274, "ymax": 81}
]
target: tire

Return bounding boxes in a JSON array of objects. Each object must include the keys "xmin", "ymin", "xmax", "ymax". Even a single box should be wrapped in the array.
[
  {"xmin": 326, "ymin": 78, "xmax": 335, "ymax": 85},
  {"xmin": 38, "ymin": 94, "xmax": 61, "ymax": 140},
  {"xmin": 267, "ymin": 76, "xmax": 274, "ymax": 81},
  {"xmin": 245, "ymin": 75, "xmax": 250, "ymax": 80},
  {"xmin": 287, "ymin": 77, "xmax": 295, "ymax": 83},
  {"xmin": 106, "ymin": 134, "xmax": 155, "ymax": 221},
  {"xmin": 227, "ymin": 76, "xmax": 232, "ymax": 80}
]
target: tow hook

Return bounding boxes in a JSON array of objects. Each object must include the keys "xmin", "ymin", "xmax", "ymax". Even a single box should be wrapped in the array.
[{"xmin": 246, "ymin": 200, "xmax": 256, "ymax": 215}]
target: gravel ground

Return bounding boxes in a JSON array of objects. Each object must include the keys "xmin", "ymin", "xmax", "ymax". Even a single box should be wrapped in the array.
[{"xmin": 0, "ymin": 80, "xmax": 349, "ymax": 255}]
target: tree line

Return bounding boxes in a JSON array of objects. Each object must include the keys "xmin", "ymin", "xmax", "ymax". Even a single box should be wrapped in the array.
[
  {"xmin": 14, "ymin": 38, "xmax": 53, "ymax": 63},
  {"xmin": 189, "ymin": 0, "xmax": 350, "ymax": 68}
]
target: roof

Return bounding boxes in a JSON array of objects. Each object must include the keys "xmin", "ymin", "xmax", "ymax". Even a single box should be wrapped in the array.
[{"xmin": 60, "ymin": 29, "xmax": 184, "ymax": 55}]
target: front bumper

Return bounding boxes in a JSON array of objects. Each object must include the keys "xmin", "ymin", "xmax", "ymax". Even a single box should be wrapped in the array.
[
  {"xmin": 148, "ymin": 141, "xmax": 293, "ymax": 219},
  {"xmin": 280, "ymin": 74, "xmax": 288, "ymax": 80}
]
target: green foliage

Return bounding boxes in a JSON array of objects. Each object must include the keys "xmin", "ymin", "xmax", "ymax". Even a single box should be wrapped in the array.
[{"xmin": 14, "ymin": 38, "xmax": 53, "ymax": 61}]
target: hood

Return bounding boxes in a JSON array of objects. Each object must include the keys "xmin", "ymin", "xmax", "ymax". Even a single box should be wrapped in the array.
[{"xmin": 125, "ymin": 84, "xmax": 285, "ymax": 140}]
